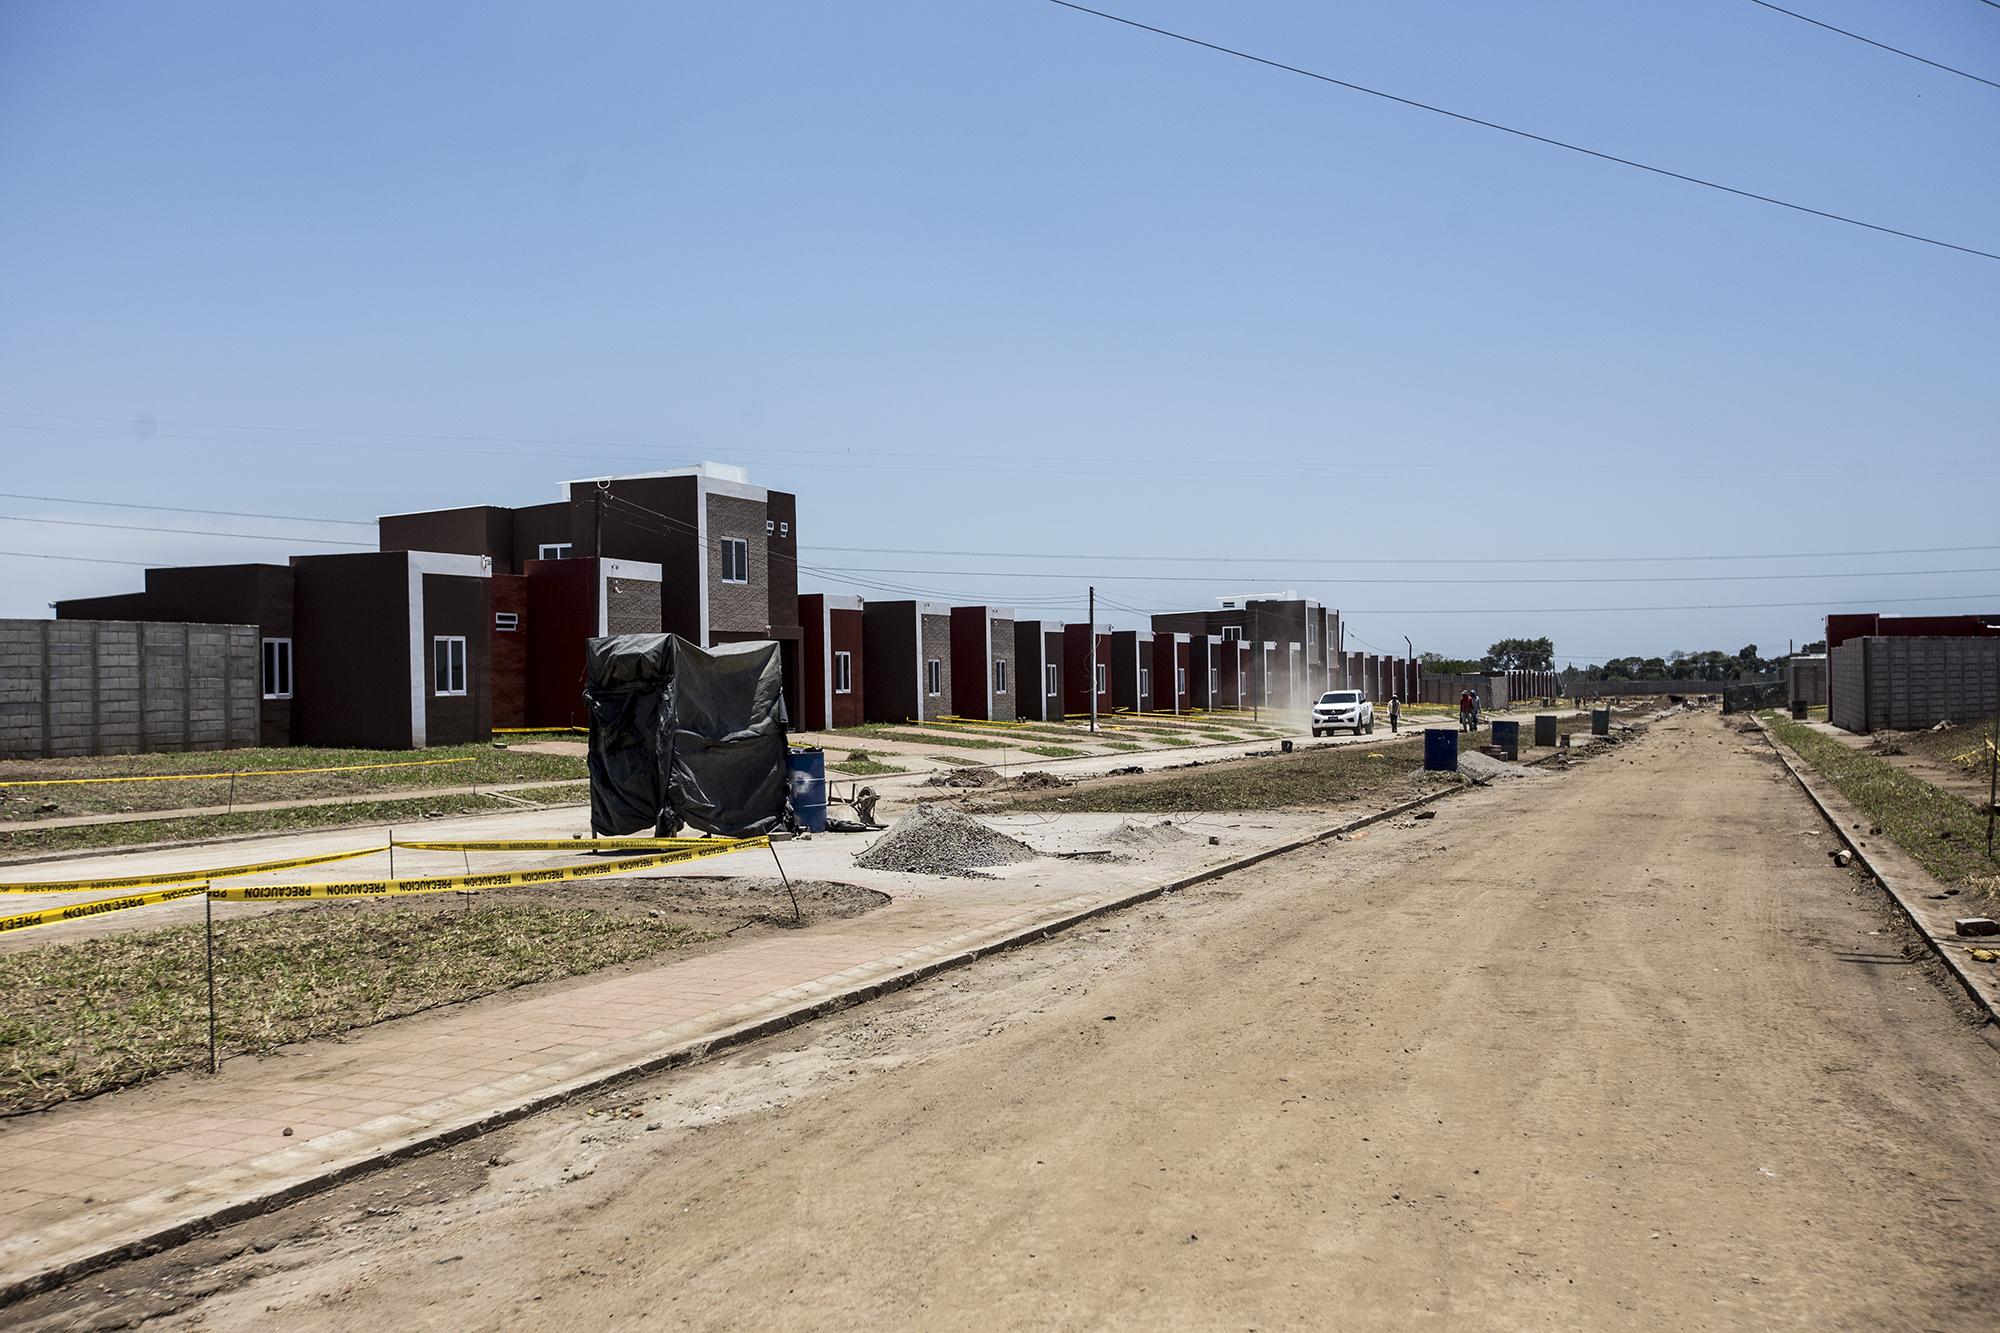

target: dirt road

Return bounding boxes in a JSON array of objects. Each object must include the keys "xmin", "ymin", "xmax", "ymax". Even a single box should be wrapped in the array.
[{"xmin": 17, "ymin": 710, "xmax": 2000, "ymax": 1331}]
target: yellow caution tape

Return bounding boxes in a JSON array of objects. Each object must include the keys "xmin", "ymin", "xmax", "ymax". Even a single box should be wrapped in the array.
[
  {"xmin": 0, "ymin": 845, "xmax": 382, "ymax": 895},
  {"xmin": 206, "ymin": 837, "xmax": 766, "ymax": 902},
  {"xmin": 0, "ymin": 884, "xmax": 208, "ymax": 935},
  {"xmin": 0, "ymin": 756, "xmax": 474, "ymax": 789},
  {"xmin": 391, "ymin": 836, "xmax": 744, "ymax": 852},
  {"xmin": 492, "ymin": 726, "xmax": 588, "ymax": 734}
]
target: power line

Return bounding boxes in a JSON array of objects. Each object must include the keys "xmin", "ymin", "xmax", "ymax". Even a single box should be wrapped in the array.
[
  {"xmin": 1338, "ymin": 591, "xmax": 2000, "ymax": 615},
  {"xmin": 1043, "ymin": 0, "xmax": 2000, "ymax": 262},
  {"xmin": 808, "ymin": 541, "xmax": 2000, "ymax": 566},
  {"xmin": 807, "ymin": 562, "xmax": 2000, "ymax": 586},
  {"xmin": 0, "ymin": 491, "xmax": 375, "ymax": 528},
  {"xmin": 10, "ymin": 416, "xmax": 2000, "ymax": 484},
  {"xmin": 0, "ymin": 550, "xmax": 153, "ymax": 567},
  {"xmin": 1743, "ymin": 0, "xmax": 2000, "ymax": 92},
  {"xmin": 0, "ymin": 514, "xmax": 374, "ymax": 547}
]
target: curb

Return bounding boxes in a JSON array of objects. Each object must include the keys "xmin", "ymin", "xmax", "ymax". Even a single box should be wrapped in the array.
[
  {"xmin": 0, "ymin": 730, "xmax": 1615, "ymax": 1307},
  {"xmin": 1752, "ymin": 715, "xmax": 1998, "ymax": 1023}
]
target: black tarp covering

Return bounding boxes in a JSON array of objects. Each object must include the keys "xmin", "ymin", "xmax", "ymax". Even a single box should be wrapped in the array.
[{"xmin": 584, "ymin": 634, "xmax": 789, "ymax": 837}]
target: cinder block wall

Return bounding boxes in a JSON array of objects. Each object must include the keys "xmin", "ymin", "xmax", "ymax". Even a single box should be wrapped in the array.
[{"xmin": 0, "ymin": 619, "xmax": 258, "ymax": 758}]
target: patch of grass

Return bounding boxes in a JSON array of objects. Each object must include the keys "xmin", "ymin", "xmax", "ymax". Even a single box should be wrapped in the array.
[
  {"xmin": 0, "ymin": 792, "xmax": 524, "ymax": 856},
  {"xmin": 867, "ymin": 729, "xmax": 1009, "ymax": 751},
  {"xmin": 1764, "ymin": 712, "xmax": 1998, "ymax": 901},
  {"xmin": 828, "ymin": 750, "xmax": 906, "ymax": 777},
  {"xmin": 1891, "ymin": 715, "xmax": 1998, "ymax": 786},
  {"xmin": 0, "ymin": 742, "xmax": 586, "ymax": 824},
  {"xmin": 1019, "ymin": 744, "xmax": 1086, "ymax": 759},
  {"xmin": 1001, "ymin": 734, "xmax": 1437, "ymax": 814},
  {"xmin": 1098, "ymin": 741, "xmax": 1144, "ymax": 752},
  {"xmin": 504, "ymin": 782, "xmax": 590, "ymax": 805},
  {"xmin": 0, "ymin": 902, "xmax": 700, "ymax": 1112}
]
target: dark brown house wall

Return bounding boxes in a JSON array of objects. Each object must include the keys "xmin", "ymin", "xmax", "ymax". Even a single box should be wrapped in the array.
[
  {"xmin": 800, "ymin": 594, "xmax": 831, "ymax": 730},
  {"xmin": 526, "ymin": 558, "xmax": 598, "ymax": 729},
  {"xmin": 1062, "ymin": 625, "xmax": 1110, "ymax": 716},
  {"xmin": 421, "ymin": 573, "xmax": 491, "ymax": 746},
  {"xmin": 829, "ymin": 608, "xmax": 864, "ymax": 729},
  {"xmin": 863, "ymin": 602, "xmax": 919, "ymax": 723},
  {"xmin": 571, "ymin": 475, "xmax": 701, "ymax": 639},
  {"xmin": 490, "ymin": 574, "xmax": 529, "ymax": 729},
  {"xmin": 767, "ymin": 492, "xmax": 800, "ymax": 639},
  {"xmin": 290, "ymin": 554, "xmax": 412, "ymax": 750},
  {"xmin": 950, "ymin": 608, "xmax": 991, "ymax": 720},
  {"xmin": 511, "ymin": 503, "xmax": 575, "ymax": 569},
  {"xmin": 379, "ymin": 507, "xmax": 512, "ymax": 569}
]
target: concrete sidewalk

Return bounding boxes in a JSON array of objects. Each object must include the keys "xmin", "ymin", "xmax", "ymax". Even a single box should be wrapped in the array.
[{"xmin": 0, "ymin": 806, "xmax": 1352, "ymax": 1300}]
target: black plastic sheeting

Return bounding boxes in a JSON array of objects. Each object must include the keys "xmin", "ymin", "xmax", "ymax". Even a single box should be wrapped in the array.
[{"xmin": 584, "ymin": 634, "xmax": 791, "ymax": 837}]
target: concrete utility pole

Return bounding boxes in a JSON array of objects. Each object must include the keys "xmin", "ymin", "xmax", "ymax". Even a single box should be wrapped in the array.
[
  {"xmin": 1088, "ymin": 585, "xmax": 1098, "ymax": 735},
  {"xmin": 1251, "ymin": 605, "xmax": 1260, "ymax": 724}
]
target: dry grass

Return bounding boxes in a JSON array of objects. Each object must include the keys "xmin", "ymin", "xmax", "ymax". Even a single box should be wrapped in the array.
[
  {"xmin": 0, "ymin": 901, "xmax": 700, "ymax": 1113},
  {"xmin": 997, "ymin": 734, "xmax": 1447, "ymax": 814},
  {"xmin": 0, "ymin": 792, "xmax": 526, "ymax": 856}
]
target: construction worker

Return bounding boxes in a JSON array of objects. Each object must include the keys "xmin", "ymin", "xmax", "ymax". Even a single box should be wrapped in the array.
[
  {"xmin": 1458, "ymin": 690, "xmax": 1476, "ymax": 732},
  {"xmin": 1389, "ymin": 694, "xmax": 1401, "ymax": 734}
]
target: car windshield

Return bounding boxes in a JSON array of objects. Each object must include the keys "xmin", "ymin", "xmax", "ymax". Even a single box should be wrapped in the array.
[{"xmin": 1320, "ymin": 692, "xmax": 1361, "ymax": 704}]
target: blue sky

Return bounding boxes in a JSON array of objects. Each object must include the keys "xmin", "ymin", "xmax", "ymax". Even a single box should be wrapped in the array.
[{"xmin": 1, "ymin": 0, "xmax": 1994, "ymax": 666}]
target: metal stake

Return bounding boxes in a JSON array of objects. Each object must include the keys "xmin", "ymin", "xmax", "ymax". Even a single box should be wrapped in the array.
[
  {"xmin": 768, "ymin": 840, "xmax": 802, "ymax": 927},
  {"xmin": 204, "ymin": 887, "xmax": 219, "ymax": 1076}
]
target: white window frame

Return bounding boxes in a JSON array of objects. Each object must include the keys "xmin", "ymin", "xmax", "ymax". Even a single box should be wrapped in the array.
[
  {"xmin": 1139, "ymin": 666, "xmax": 1151, "ymax": 697},
  {"xmin": 926, "ymin": 658, "xmax": 942, "ymax": 697},
  {"xmin": 993, "ymin": 660, "xmax": 1007, "ymax": 695},
  {"xmin": 433, "ymin": 635, "xmax": 468, "ymax": 697},
  {"xmin": 537, "ymin": 543, "xmax": 572, "ymax": 561},
  {"xmin": 720, "ymin": 537, "xmax": 749, "ymax": 584},
  {"xmin": 834, "ymin": 650, "xmax": 853, "ymax": 694},
  {"xmin": 1210, "ymin": 667, "xmax": 1219, "ymax": 695},
  {"xmin": 779, "ymin": 521, "xmax": 789, "ymax": 538},
  {"xmin": 1176, "ymin": 666, "xmax": 1186, "ymax": 696},
  {"xmin": 766, "ymin": 519, "xmax": 775, "ymax": 534},
  {"xmin": 1221, "ymin": 626, "xmax": 1243, "ymax": 641},
  {"xmin": 1045, "ymin": 661, "xmax": 1058, "ymax": 696},
  {"xmin": 1095, "ymin": 663, "xmax": 1107, "ymax": 693},
  {"xmin": 260, "ymin": 637, "xmax": 292, "ymax": 701},
  {"xmin": 494, "ymin": 611, "xmax": 520, "ymax": 633}
]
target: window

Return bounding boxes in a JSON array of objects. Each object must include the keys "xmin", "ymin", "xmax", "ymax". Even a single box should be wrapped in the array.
[
  {"xmin": 260, "ymin": 637, "xmax": 292, "ymax": 700},
  {"xmin": 766, "ymin": 519, "xmax": 775, "ymax": 534},
  {"xmin": 720, "ymin": 537, "xmax": 749, "ymax": 584},
  {"xmin": 537, "ymin": 543, "xmax": 572, "ymax": 560},
  {"xmin": 494, "ymin": 611, "xmax": 520, "ymax": 632},
  {"xmin": 1221, "ymin": 626, "xmax": 1243, "ymax": 641},
  {"xmin": 993, "ymin": 660, "xmax": 1007, "ymax": 695},
  {"xmin": 779, "ymin": 521, "xmax": 789, "ymax": 538},
  {"xmin": 1220, "ymin": 600, "xmax": 1238, "ymax": 609},
  {"xmin": 433, "ymin": 636, "xmax": 468, "ymax": 697},
  {"xmin": 834, "ymin": 650, "xmax": 853, "ymax": 694},
  {"xmin": 1045, "ymin": 661, "xmax": 1059, "ymax": 696},
  {"xmin": 1176, "ymin": 667, "xmax": 1186, "ymax": 696},
  {"xmin": 1308, "ymin": 619, "xmax": 1316, "ymax": 645},
  {"xmin": 926, "ymin": 659, "xmax": 942, "ymax": 697},
  {"xmin": 1095, "ymin": 663, "xmax": 1107, "ymax": 693},
  {"xmin": 1210, "ymin": 667, "xmax": 1219, "ymax": 695},
  {"xmin": 1139, "ymin": 667, "xmax": 1151, "ymax": 697}
]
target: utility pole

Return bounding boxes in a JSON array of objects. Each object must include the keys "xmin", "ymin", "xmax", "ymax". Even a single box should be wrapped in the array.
[
  {"xmin": 1088, "ymin": 585, "xmax": 1098, "ymax": 735},
  {"xmin": 1251, "ymin": 604, "xmax": 1260, "ymax": 723}
]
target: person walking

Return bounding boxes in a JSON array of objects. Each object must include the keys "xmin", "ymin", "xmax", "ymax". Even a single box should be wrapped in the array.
[
  {"xmin": 1458, "ymin": 690, "xmax": 1476, "ymax": 732},
  {"xmin": 1389, "ymin": 694, "xmax": 1401, "ymax": 734}
]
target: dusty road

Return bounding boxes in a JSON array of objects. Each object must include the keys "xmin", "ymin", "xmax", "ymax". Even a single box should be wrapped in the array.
[{"xmin": 16, "ymin": 710, "xmax": 2000, "ymax": 1331}]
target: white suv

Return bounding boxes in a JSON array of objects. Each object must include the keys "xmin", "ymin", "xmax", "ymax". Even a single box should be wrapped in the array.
[{"xmin": 1311, "ymin": 690, "xmax": 1373, "ymax": 736}]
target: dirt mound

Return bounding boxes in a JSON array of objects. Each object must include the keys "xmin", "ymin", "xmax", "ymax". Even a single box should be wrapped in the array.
[
  {"xmin": 1011, "ymin": 771, "xmax": 1070, "ymax": 790},
  {"xmin": 854, "ymin": 803, "xmax": 1039, "ymax": 877},
  {"xmin": 1106, "ymin": 819, "xmax": 1191, "ymax": 850},
  {"xmin": 924, "ymin": 767, "xmax": 997, "ymax": 788}
]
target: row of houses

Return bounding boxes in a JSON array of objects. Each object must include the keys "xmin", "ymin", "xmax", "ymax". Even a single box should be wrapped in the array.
[
  {"xmin": 798, "ymin": 595, "xmax": 1421, "ymax": 732},
  {"xmin": 15, "ymin": 465, "xmax": 1444, "ymax": 756}
]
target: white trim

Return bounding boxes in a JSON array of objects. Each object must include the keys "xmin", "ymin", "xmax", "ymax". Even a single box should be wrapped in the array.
[
  {"xmin": 695, "ymin": 475, "xmax": 711, "ymax": 648},
  {"xmin": 834, "ymin": 649, "xmax": 854, "ymax": 695},
  {"xmin": 403, "ymin": 551, "xmax": 491, "ymax": 748},
  {"xmin": 821, "ymin": 599, "xmax": 834, "ymax": 726},
  {"xmin": 913, "ymin": 604, "xmax": 925, "ymax": 721},
  {"xmin": 432, "ymin": 635, "xmax": 469, "ymax": 697},
  {"xmin": 260, "ymin": 636, "xmax": 293, "ymax": 701},
  {"xmin": 983, "ymin": 612, "xmax": 994, "ymax": 716},
  {"xmin": 719, "ymin": 536, "xmax": 749, "ymax": 585}
]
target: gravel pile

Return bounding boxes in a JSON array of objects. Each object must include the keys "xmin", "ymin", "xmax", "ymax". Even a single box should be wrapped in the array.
[
  {"xmin": 854, "ymin": 803, "xmax": 1039, "ymax": 877},
  {"xmin": 1107, "ymin": 819, "xmax": 1192, "ymax": 850}
]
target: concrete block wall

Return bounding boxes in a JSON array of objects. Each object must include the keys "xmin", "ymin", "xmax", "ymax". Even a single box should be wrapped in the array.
[{"xmin": 0, "ymin": 619, "xmax": 258, "ymax": 759}]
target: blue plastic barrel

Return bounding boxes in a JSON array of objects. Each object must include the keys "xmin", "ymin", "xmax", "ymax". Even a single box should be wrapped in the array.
[
  {"xmin": 787, "ymin": 747, "xmax": 828, "ymax": 832},
  {"xmin": 1491, "ymin": 719, "xmax": 1520, "ymax": 760},
  {"xmin": 1423, "ymin": 728, "xmax": 1458, "ymax": 772}
]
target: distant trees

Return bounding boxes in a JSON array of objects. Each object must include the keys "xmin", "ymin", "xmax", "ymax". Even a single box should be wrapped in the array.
[
  {"xmin": 1481, "ymin": 637, "xmax": 1555, "ymax": 672},
  {"xmin": 1419, "ymin": 651, "xmax": 1481, "ymax": 675},
  {"xmin": 1578, "ymin": 647, "xmax": 1780, "ymax": 681}
]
